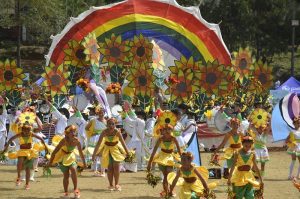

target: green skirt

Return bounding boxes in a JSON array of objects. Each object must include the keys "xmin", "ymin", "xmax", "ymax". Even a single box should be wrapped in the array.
[{"xmin": 59, "ymin": 162, "xmax": 77, "ymax": 173}]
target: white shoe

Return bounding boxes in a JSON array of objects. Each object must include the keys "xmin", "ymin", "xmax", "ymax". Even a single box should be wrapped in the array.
[{"xmin": 30, "ymin": 177, "xmax": 35, "ymax": 181}]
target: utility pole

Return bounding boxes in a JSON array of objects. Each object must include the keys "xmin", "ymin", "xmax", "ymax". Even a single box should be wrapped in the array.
[
  {"xmin": 15, "ymin": 0, "xmax": 21, "ymax": 68},
  {"xmin": 291, "ymin": 0, "xmax": 298, "ymax": 77}
]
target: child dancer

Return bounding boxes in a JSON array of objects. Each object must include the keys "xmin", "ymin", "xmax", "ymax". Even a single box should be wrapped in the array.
[
  {"xmin": 169, "ymin": 152, "xmax": 210, "ymax": 198},
  {"xmin": 213, "ymin": 118, "xmax": 243, "ymax": 178},
  {"xmin": 85, "ymin": 105, "xmax": 106, "ymax": 177},
  {"xmin": 147, "ymin": 124, "xmax": 182, "ymax": 197},
  {"xmin": 1, "ymin": 123, "xmax": 47, "ymax": 190},
  {"xmin": 47, "ymin": 125, "xmax": 86, "ymax": 198},
  {"xmin": 92, "ymin": 118, "xmax": 129, "ymax": 191},
  {"xmin": 250, "ymin": 125, "xmax": 269, "ymax": 178},
  {"xmin": 228, "ymin": 135, "xmax": 263, "ymax": 199},
  {"xmin": 286, "ymin": 117, "xmax": 300, "ymax": 179}
]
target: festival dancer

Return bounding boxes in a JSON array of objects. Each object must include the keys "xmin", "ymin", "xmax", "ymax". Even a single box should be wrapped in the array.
[
  {"xmin": 92, "ymin": 118, "xmax": 129, "ymax": 191},
  {"xmin": 47, "ymin": 125, "xmax": 86, "ymax": 198},
  {"xmin": 286, "ymin": 117, "xmax": 300, "ymax": 179},
  {"xmin": 85, "ymin": 105, "xmax": 106, "ymax": 177},
  {"xmin": 147, "ymin": 124, "xmax": 182, "ymax": 197},
  {"xmin": 168, "ymin": 152, "xmax": 211, "ymax": 198},
  {"xmin": 228, "ymin": 135, "xmax": 263, "ymax": 199},
  {"xmin": 213, "ymin": 118, "xmax": 243, "ymax": 178},
  {"xmin": 0, "ymin": 102, "xmax": 8, "ymax": 152},
  {"xmin": 1, "ymin": 123, "xmax": 48, "ymax": 190},
  {"xmin": 249, "ymin": 125, "xmax": 269, "ymax": 178}
]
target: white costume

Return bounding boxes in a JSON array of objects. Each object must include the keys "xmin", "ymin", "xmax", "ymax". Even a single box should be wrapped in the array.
[
  {"xmin": 50, "ymin": 105, "xmax": 67, "ymax": 135},
  {"xmin": 182, "ymin": 118, "xmax": 197, "ymax": 143},
  {"xmin": 67, "ymin": 111, "xmax": 87, "ymax": 148},
  {"xmin": 89, "ymin": 83, "xmax": 112, "ymax": 117},
  {"xmin": 0, "ymin": 106, "xmax": 8, "ymax": 151},
  {"xmin": 145, "ymin": 117, "xmax": 156, "ymax": 150}
]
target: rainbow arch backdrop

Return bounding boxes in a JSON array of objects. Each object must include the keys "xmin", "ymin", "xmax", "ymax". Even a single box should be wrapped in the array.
[{"xmin": 46, "ymin": 0, "xmax": 231, "ymax": 66}]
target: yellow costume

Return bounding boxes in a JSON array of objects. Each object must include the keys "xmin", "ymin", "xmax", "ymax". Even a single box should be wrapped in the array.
[
  {"xmin": 100, "ymin": 134, "xmax": 125, "ymax": 168},
  {"xmin": 167, "ymin": 166, "xmax": 217, "ymax": 199},
  {"xmin": 287, "ymin": 131, "xmax": 300, "ymax": 156},
  {"xmin": 223, "ymin": 133, "xmax": 242, "ymax": 167},
  {"xmin": 153, "ymin": 138, "xmax": 180, "ymax": 168},
  {"xmin": 8, "ymin": 133, "xmax": 38, "ymax": 160},
  {"xmin": 52, "ymin": 144, "xmax": 78, "ymax": 172},
  {"xmin": 231, "ymin": 151, "xmax": 260, "ymax": 187}
]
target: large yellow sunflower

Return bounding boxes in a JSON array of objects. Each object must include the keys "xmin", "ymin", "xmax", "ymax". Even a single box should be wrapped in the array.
[
  {"xmin": 129, "ymin": 34, "xmax": 153, "ymax": 64},
  {"xmin": 64, "ymin": 40, "xmax": 89, "ymax": 68},
  {"xmin": 82, "ymin": 32, "xmax": 100, "ymax": 66},
  {"xmin": 195, "ymin": 60, "xmax": 228, "ymax": 97},
  {"xmin": 252, "ymin": 60, "xmax": 273, "ymax": 90},
  {"xmin": 249, "ymin": 108, "xmax": 268, "ymax": 128},
  {"xmin": 99, "ymin": 33, "xmax": 131, "ymax": 68},
  {"xmin": 232, "ymin": 47, "xmax": 254, "ymax": 82},
  {"xmin": 41, "ymin": 63, "xmax": 71, "ymax": 96},
  {"xmin": 0, "ymin": 59, "xmax": 25, "ymax": 92},
  {"xmin": 157, "ymin": 110, "xmax": 177, "ymax": 127},
  {"xmin": 166, "ymin": 56, "xmax": 199, "ymax": 103},
  {"xmin": 19, "ymin": 111, "xmax": 36, "ymax": 125},
  {"xmin": 126, "ymin": 63, "xmax": 156, "ymax": 96}
]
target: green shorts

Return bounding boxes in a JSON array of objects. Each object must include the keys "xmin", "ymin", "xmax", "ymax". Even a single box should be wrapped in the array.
[
  {"xmin": 233, "ymin": 183, "xmax": 254, "ymax": 199},
  {"xmin": 20, "ymin": 157, "xmax": 34, "ymax": 170},
  {"xmin": 158, "ymin": 164, "xmax": 173, "ymax": 172},
  {"xmin": 59, "ymin": 162, "xmax": 77, "ymax": 173}
]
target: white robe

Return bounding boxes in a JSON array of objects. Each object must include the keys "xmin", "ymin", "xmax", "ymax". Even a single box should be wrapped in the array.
[{"xmin": 0, "ymin": 108, "xmax": 8, "ymax": 151}]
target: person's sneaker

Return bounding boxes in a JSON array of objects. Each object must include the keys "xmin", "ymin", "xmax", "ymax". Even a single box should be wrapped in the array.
[
  {"xmin": 108, "ymin": 186, "xmax": 114, "ymax": 191},
  {"xmin": 16, "ymin": 178, "xmax": 21, "ymax": 186},
  {"xmin": 25, "ymin": 184, "xmax": 30, "ymax": 190},
  {"xmin": 61, "ymin": 192, "xmax": 69, "ymax": 198},
  {"xmin": 74, "ymin": 189, "xmax": 80, "ymax": 199},
  {"xmin": 34, "ymin": 168, "xmax": 39, "ymax": 172},
  {"xmin": 30, "ymin": 177, "xmax": 35, "ymax": 181},
  {"xmin": 115, "ymin": 185, "xmax": 121, "ymax": 191}
]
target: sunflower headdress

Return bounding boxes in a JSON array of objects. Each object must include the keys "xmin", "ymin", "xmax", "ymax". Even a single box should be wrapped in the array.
[
  {"xmin": 153, "ymin": 110, "xmax": 177, "ymax": 137},
  {"xmin": 249, "ymin": 108, "xmax": 269, "ymax": 128},
  {"xmin": 19, "ymin": 111, "xmax": 36, "ymax": 125}
]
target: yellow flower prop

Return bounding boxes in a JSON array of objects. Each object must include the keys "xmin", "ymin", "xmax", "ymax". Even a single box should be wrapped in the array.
[
  {"xmin": 0, "ymin": 59, "xmax": 25, "ymax": 92},
  {"xmin": 247, "ymin": 78, "xmax": 263, "ymax": 95},
  {"xmin": 252, "ymin": 60, "xmax": 273, "ymax": 90},
  {"xmin": 157, "ymin": 110, "xmax": 177, "ymax": 127},
  {"xmin": 127, "ymin": 63, "xmax": 156, "ymax": 96},
  {"xmin": 195, "ymin": 60, "xmax": 228, "ymax": 97},
  {"xmin": 41, "ymin": 63, "xmax": 71, "ymax": 96},
  {"xmin": 249, "ymin": 108, "xmax": 268, "ymax": 128},
  {"xmin": 99, "ymin": 33, "xmax": 131, "ymax": 67},
  {"xmin": 82, "ymin": 32, "xmax": 100, "ymax": 66},
  {"xmin": 166, "ymin": 56, "xmax": 199, "ymax": 103},
  {"xmin": 232, "ymin": 47, "xmax": 254, "ymax": 82},
  {"xmin": 64, "ymin": 39, "xmax": 89, "ymax": 68},
  {"xmin": 204, "ymin": 110, "xmax": 213, "ymax": 120},
  {"xmin": 19, "ymin": 112, "xmax": 36, "ymax": 125},
  {"xmin": 129, "ymin": 34, "xmax": 153, "ymax": 64}
]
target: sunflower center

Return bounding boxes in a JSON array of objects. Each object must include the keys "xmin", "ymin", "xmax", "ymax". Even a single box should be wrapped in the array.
[
  {"xmin": 4, "ymin": 70, "xmax": 14, "ymax": 81},
  {"xmin": 176, "ymin": 82, "xmax": 187, "ymax": 92},
  {"xmin": 138, "ymin": 75, "xmax": 147, "ymax": 86},
  {"xmin": 239, "ymin": 58, "xmax": 248, "ymax": 69},
  {"xmin": 50, "ymin": 74, "xmax": 62, "ymax": 86},
  {"xmin": 110, "ymin": 47, "xmax": 121, "ymax": 58},
  {"xmin": 76, "ymin": 48, "xmax": 85, "ymax": 60},
  {"xmin": 206, "ymin": 72, "xmax": 217, "ymax": 85},
  {"xmin": 165, "ymin": 118, "xmax": 171, "ymax": 124},
  {"xmin": 258, "ymin": 73, "xmax": 267, "ymax": 84},
  {"xmin": 25, "ymin": 116, "xmax": 30, "ymax": 120},
  {"xmin": 91, "ymin": 45, "xmax": 98, "ymax": 54},
  {"xmin": 136, "ymin": 46, "xmax": 145, "ymax": 57},
  {"xmin": 257, "ymin": 115, "xmax": 262, "ymax": 120}
]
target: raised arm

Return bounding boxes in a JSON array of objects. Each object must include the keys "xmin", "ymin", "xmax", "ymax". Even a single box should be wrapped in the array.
[{"xmin": 33, "ymin": 116, "xmax": 43, "ymax": 132}]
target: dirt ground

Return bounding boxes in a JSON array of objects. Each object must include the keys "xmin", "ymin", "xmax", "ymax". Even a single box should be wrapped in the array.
[{"xmin": 0, "ymin": 151, "xmax": 299, "ymax": 199}]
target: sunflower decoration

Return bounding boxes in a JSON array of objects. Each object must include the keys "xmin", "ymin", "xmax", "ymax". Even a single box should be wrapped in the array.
[
  {"xmin": 41, "ymin": 63, "xmax": 71, "ymax": 96},
  {"xmin": 232, "ymin": 47, "xmax": 254, "ymax": 82},
  {"xmin": 157, "ymin": 110, "xmax": 177, "ymax": 127},
  {"xmin": 129, "ymin": 34, "xmax": 153, "ymax": 64},
  {"xmin": 195, "ymin": 60, "xmax": 228, "ymax": 97},
  {"xmin": 0, "ymin": 59, "xmax": 25, "ymax": 92},
  {"xmin": 166, "ymin": 56, "xmax": 199, "ymax": 103},
  {"xmin": 99, "ymin": 33, "xmax": 131, "ymax": 68},
  {"xmin": 63, "ymin": 39, "xmax": 89, "ymax": 68},
  {"xmin": 126, "ymin": 62, "xmax": 156, "ymax": 96},
  {"xmin": 19, "ymin": 111, "xmax": 36, "ymax": 125},
  {"xmin": 82, "ymin": 32, "xmax": 100, "ymax": 66},
  {"xmin": 246, "ymin": 77, "xmax": 263, "ymax": 95},
  {"xmin": 252, "ymin": 60, "xmax": 273, "ymax": 90},
  {"xmin": 249, "ymin": 108, "xmax": 269, "ymax": 128}
]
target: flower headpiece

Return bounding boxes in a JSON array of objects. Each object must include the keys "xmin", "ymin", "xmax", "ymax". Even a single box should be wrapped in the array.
[
  {"xmin": 181, "ymin": 151, "xmax": 194, "ymax": 160},
  {"xmin": 64, "ymin": 125, "xmax": 77, "ymax": 135},
  {"xmin": 76, "ymin": 78, "xmax": 90, "ymax": 92}
]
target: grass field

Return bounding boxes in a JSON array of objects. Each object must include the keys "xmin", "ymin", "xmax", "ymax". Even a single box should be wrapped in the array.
[{"xmin": 0, "ymin": 152, "xmax": 299, "ymax": 199}]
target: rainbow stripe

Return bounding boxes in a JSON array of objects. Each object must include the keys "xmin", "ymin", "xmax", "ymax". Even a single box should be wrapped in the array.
[{"xmin": 47, "ymin": 0, "xmax": 230, "ymax": 66}]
